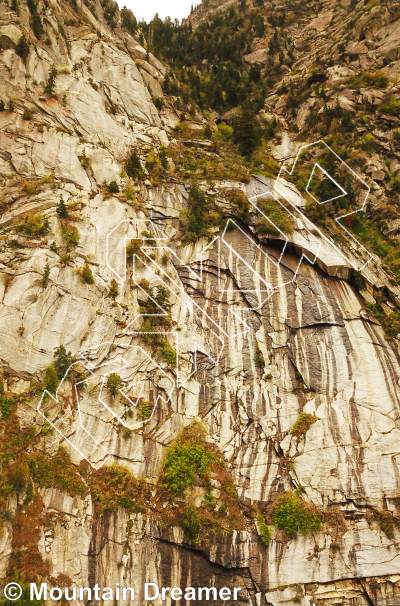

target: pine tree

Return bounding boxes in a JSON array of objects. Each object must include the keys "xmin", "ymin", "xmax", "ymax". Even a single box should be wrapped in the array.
[
  {"xmin": 27, "ymin": 0, "xmax": 43, "ymax": 39},
  {"xmin": 56, "ymin": 196, "xmax": 68, "ymax": 218},
  {"xmin": 81, "ymin": 263, "xmax": 94, "ymax": 284},
  {"xmin": 249, "ymin": 64, "xmax": 261, "ymax": 83},
  {"xmin": 42, "ymin": 262, "xmax": 50, "ymax": 287},
  {"xmin": 159, "ymin": 146, "xmax": 168, "ymax": 169},
  {"xmin": 44, "ymin": 66, "xmax": 57, "ymax": 97},
  {"xmin": 233, "ymin": 103, "xmax": 262, "ymax": 157},
  {"xmin": 121, "ymin": 7, "xmax": 137, "ymax": 34},
  {"xmin": 109, "ymin": 279, "xmax": 119, "ymax": 298},
  {"xmin": 125, "ymin": 150, "xmax": 145, "ymax": 180},
  {"xmin": 107, "ymin": 373, "xmax": 123, "ymax": 396},
  {"xmin": 54, "ymin": 345, "xmax": 74, "ymax": 379},
  {"xmin": 44, "ymin": 364, "xmax": 59, "ymax": 393},
  {"xmin": 15, "ymin": 34, "xmax": 29, "ymax": 60}
]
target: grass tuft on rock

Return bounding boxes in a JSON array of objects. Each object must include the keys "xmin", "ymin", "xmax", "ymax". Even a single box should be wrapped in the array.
[
  {"xmin": 256, "ymin": 198, "xmax": 294, "ymax": 236},
  {"xmin": 366, "ymin": 509, "xmax": 400, "ymax": 540},
  {"xmin": 16, "ymin": 214, "xmax": 49, "ymax": 237},
  {"xmin": 255, "ymin": 343, "xmax": 265, "ymax": 368},
  {"xmin": 87, "ymin": 463, "xmax": 148, "ymax": 515},
  {"xmin": 291, "ymin": 412, "xmax": 318, "ymax": 437},
  {"xmin": 79, "ymin": 263, "xmax": 94, "ymax": 284},
  {"xmin": 29, "ymin": 448, "xmax": 87, "ymax": 496}
]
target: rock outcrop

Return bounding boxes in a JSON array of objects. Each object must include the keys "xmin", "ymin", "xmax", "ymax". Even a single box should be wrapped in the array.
[{"xmin": 1, "ymin": 0, "xmax": 400, "ymax": 605}]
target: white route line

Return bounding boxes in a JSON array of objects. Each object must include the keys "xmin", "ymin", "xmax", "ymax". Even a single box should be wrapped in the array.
[
  {"xmin": 306, "ymin": 162, "xmax": 347, "ymax": 205},
  {"xmin": 37, "ymin": 362, "xmax": 111, "ymax": 470},
  {"xmin": 37, "ymin": 346, "xmax": 175, "ymax": 467},
  {"xmin": 276, "ymin": 139, "xmax": 373, "ymax": 271},
  {"xmin": 36, "ymin": 140, "xmax": 373, "ymax": 468}
]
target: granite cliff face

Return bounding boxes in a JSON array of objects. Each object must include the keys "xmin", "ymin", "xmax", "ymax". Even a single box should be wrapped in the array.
[{"xmin": 1, "ymin": 0, "xmax": 400, "ymax": 605}]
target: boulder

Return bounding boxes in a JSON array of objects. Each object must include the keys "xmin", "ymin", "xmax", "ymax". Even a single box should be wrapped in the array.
[{"xmin": 0, "ymin": 24, "xmax": 22, "ymax": 49}]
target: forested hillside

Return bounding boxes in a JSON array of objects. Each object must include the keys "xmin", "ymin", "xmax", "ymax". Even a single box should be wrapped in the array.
[{"xmin": 138, "ymin": 0, "xmax": 400, "ymax": 337}]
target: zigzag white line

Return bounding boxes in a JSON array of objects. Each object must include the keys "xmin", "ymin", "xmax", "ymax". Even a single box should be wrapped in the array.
[{"xmin": 36, "ymin": 140, "xmax": 373, "ymax": 467}]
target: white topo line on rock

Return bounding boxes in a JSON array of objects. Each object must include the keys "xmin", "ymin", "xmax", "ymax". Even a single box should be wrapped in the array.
[
  {"xmin": 275, "ymin": 139, "xmax": 373, "ymax": 271},
  {"xmin": 36, "ymin": 142, "xmax": 373, "ymax": 467},
  {"xmin": 37, "ymin": 347, "xmax": 175, "ymax": 468}
]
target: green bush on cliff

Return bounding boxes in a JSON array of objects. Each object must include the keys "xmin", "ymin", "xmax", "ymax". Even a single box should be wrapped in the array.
[
  {"xmin": 88, "ymin": 463, "xmax": 147, "ymax": 514},
  {"xmin": 180, "ymin": 501, "xmax": 202, "ymax": 543},
  {"xmin": 272, "ymin": 490, "xmax": 322, "ymax": 536},
  {"xmin": 159, "ymin": 339, "xmax": 177, "ymax": 366},
  {"xmin": 0, "ymin": 575, "xmax": 43, "ymax": 606},
  {"xmin": 0, "ymin": 395, "xmax": 14, "ymax": 420},
  {"xmin": 366, "ymin": 508, "xmax": 400, "ymax": 540},
  {"xmin": 366, "ymin": 302, "xmax": 400, "ymax": 340},
  {"xmin": 106, "ymin": 373, "xmax": 123, "ymax": 396},
  {"xmin": 29, "ymin": 448, "xmax": 87, "ymax": 496},
  {"xmin": 109, "ymin": 279, "xmax": 119, "ymax": 298},
  {"xmin": 16, "ymin": 214, "xmax": 49, "ymax": 237},
  {"xmin": 347, "ymin": 71, "xmax": 388, "ymax": 90},
  {"xmin": 179, "ymin": 182, "xmax": 223, "ymax": 243},
  {"xmin": 163, "ymin": 443, "xmax": 219, "ymax": 496},
  {"xmin": 43, "ymin": 364, "xmax": 59, "ymax": 393},
  {"xmin": 226, "ymin": 188, "xmax": 251, "ymax": 222},
  {"xmin": 0, "ymin": 381, "xmax": 14, "ymax": 420},
  {"xmin": 138, "ymin": 401, "xmax": 154, "ymax": 419},
  {"xmin": 62, "ymin": 226, "xmax": 80, "ymax": 247},
  {"xmin": 125, "ymin": 150, "xmax": 145, "ymax": 180},
  {"xmin": 257, "ymin": 515, "xmax": 272, "ymax": 546},
  {"xmin": 162, "ymin": 423, "xmax": 221, "ymax": 496},
  {"xmin": 256, "ymin": 199, "xmax": 294, "ymax": 236},
  {"xmin": 379, "ymin": 98, "xmax": 400, "ymax": 116}
]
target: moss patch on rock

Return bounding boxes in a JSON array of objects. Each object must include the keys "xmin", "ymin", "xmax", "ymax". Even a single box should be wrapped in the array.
[{"xmin": 291, "ymin": 412, "xmax": 318, "ymax": 437}]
